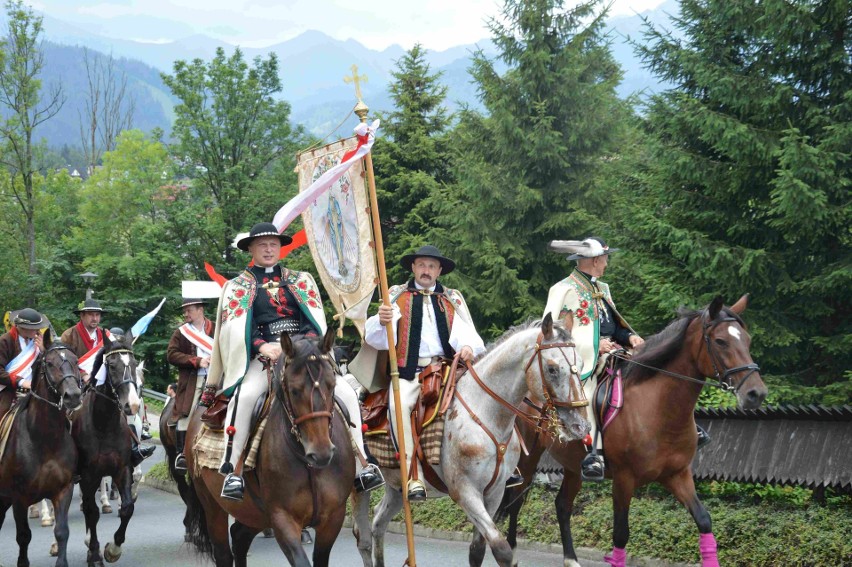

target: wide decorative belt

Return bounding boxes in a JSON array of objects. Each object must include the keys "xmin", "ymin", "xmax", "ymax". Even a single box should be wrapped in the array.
[{"xmin": 262, "ymin": 317, "xmax": 300, "ymax": 338}]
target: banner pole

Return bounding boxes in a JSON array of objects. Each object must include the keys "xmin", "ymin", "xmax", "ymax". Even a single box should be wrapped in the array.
[{"xmin": 354, "ymin": 100, "xmax": 418, "ymax": 566}]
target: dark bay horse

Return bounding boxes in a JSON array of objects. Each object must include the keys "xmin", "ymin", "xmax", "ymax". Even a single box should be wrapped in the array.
[
  {"xmin": 497, "ymin": 295, "xmax": 768, "ymax": 567},
  {"xmin": 71, "ymin": 332, "xmax": 142, "ymax": 567},
  {"xmin": 185, "ymin": 328, "xmax": 355, "ymax": 567},
  {"xmin": 0, "ymin": 342, "xmax": 83, "ymax": 567},
  {"xmin": 158, "ymin": 397, "xmax": 193, "ymax": 542}
]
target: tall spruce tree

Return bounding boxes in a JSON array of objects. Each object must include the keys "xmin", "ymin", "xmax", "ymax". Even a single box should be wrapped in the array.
[
  {"xmin": 372, "ymin": 43, "xmax": 452, "ymax": 284},
  {"xmin": 617, "ymin": 0, "xmax": 850, "ymax": 400},
  {"xmin": 430, "ymin": 0, "xmax": 630, "ymax": 336}
]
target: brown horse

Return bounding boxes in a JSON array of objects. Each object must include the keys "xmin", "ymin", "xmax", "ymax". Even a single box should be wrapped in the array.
[
  {"xmin": 159, "ymin": 397, "xmax": 195, "ymax": 543},
  {"xmin": 0, "ymin": 342, "xmax": 83, "ymax": 567},
  {"xmin": 71, "ymin": 332, "xmax": 143, "ymax": 567},
  {"xmin": 184, "ymin": 328, "xmax": 355, "ymax": 567},
  {"xmin": 497, "ymin": 295, "xmax": 767, "ymax": 567}
]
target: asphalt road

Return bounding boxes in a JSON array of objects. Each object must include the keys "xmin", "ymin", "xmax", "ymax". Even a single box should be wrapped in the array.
[{"xmin": 1, "ymin": 445, "xmax": 613, "ymax": 566}]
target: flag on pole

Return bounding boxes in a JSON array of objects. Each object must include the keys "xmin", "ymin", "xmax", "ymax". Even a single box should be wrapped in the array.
[
  {"xmin": 130, "ymin": 297, "xmax": 167, "ymax": 339},
  {"xmin": 296, "ymin": 129, "xmax": 379, "ymax": 338},
  {"xmin": 273, "ymin": 120, "xmax": 379, "ymax": 232}
]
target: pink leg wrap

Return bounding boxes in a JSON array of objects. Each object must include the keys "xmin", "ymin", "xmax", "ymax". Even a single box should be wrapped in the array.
[
  {"xmin": 604, "ymin": 547, "xmax": 627, "ymax": 567},
  {"xmin": 699, "ymin": 532, "xmax": 720, "ymax": 567}
]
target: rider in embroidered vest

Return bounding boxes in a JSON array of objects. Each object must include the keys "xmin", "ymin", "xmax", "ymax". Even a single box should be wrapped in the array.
[
  {"xmin": 544, "ymin": 237, "xmax": 711, "ymax": 481},
  {"xmin": 203, "ymin": 222, "xmax": 383, "ymax": 501},
  {"xmin": 60, "ymin": 299, "xmax": 155, "ymax": 467},
  {"xmin": 0, "ymin": 308, "xmax": 49, "ymax": 421},
  {"xmin": 364, "ymin": 245, "xmax": 487, "ymax": 501},
  {"xmin": 167, "ymin": 298, "xmax": 214, "ymax": 471}
]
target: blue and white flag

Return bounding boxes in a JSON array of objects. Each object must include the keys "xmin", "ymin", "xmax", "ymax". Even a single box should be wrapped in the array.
[{"xmin": 130, "ymin": 297, "xmax": 167, "ymax": 341}]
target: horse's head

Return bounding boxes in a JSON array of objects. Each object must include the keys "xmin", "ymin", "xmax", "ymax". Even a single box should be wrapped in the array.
[
  {"xmin": 102, "ymin": 332, "xmax": 142, "ymax": 416},
  {"xmin": 698, "ymin": 295, "xmax": 767, "ymax": 409},
  {"xmin": 38, "ymin": 342, "xmax": 84, "ymax": 412},
  {"xmin": 277, "ymin": 327, "xmax": 338, "ymax": 468},
  {"xmin": 525, "ymin": 313, "xmax": 591, "ymax": 443}
]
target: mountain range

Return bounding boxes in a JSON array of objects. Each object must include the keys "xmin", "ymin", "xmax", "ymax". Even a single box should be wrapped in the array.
[{"xmin": 3, "ymin": 1, "xmax": 680, "ymax": 148}]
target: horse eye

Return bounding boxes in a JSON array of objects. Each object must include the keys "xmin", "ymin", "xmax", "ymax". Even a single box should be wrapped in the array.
[
  {"xmin": 548, "ymin": 365, "xmax": 559, "ymax": 376},
  {"xmin": 714, "ymin": 338, "xmax": 727, "ymax": 347}
]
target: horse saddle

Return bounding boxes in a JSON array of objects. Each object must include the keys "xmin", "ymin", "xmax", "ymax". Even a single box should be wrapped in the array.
[
  {"xmin": 593, "ymin": 363, "xmax": 624, "ymax": 432},
  {"xmin": 361, "ymin": 361, "xmax": 456, "ymax": 436}
]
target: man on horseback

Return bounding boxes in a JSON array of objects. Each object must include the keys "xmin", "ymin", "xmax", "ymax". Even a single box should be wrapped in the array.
[
  {"xmin": 362, "ymin": 245, "xmax": 486, "ymax": 501},
  {"xmin": 545, "ymin": 237, "xmax": 644, "ymax": 480},
  {"xmin": 167, "ymin": 297, "xmax": 214, "ymax": 471},
  {"xmin": 0, "ymin": 308, "xmax": 48, "ymax": 420},
  {"xmin": 60, "ymin": 301, "xmax": 155, "ymax": 467},
  {"xmin": 202, "ymin": 222, "xmax": 383, "ymax": 501}
]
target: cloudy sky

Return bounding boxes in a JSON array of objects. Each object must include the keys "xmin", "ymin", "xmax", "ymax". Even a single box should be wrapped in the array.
[{"xmin": 30, "ymin": 0, "xmax": 668, "ymax": 51}]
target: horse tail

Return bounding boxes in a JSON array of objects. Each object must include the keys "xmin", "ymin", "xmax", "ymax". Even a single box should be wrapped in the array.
[{"xmin": 184, "ymin": 477, "xmax": 214, "ymax": 559}]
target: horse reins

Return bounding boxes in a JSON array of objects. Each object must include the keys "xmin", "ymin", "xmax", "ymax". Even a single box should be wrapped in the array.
[
  {"xmin": 612, "ymin": 313, "xmax": 760, "ymax": 394},
  {"xmin": 450, "ymin": 333, "xmax": 588, "ymax": 492},
  {"xmin": 29, "ymin": 345, "xmax": 82, "ymax": 414}
]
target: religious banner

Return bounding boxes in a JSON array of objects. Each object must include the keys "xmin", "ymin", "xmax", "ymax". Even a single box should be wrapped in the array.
[{"xmin": 297, "ymin": 136, "xmax": 377, "ymax": 338}]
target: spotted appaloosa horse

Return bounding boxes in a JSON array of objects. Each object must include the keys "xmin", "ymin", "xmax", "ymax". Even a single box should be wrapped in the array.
[
  {"xmin": 498, "ymin": 295, "xmax": 767, "ymax": 567},
  {"xmin": 352, "ymin": 313, "xmax": 591, "ymax": 567}
]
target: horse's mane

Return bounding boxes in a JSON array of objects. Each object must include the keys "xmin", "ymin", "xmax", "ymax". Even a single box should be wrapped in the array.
[
  {"xmin": 478, "ymin": 318, "xmax": 572, "ymax": 362},
  {"xmin": 622, "ymin": 306, "xmax": 745, "ymax": 383}
]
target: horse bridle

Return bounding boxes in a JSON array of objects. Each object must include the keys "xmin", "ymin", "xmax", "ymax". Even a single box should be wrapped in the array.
[
  {"xmin": 30, "ymin": 344, "xmax": 82, "ymax": 412},
  {"xmin": 701, "ymin": 315, "xmax": 760, "ymax": 393},
  {"xmin": 276, "ymin": 352, "xmax": 335, "ymax": 447},
  {"xmin": 91, "ymin": 348, "xmax": 139, "ymax": 409},
  {"xmin": 612, "ymin": 313, "xmax": 761, "ymax": 394}
]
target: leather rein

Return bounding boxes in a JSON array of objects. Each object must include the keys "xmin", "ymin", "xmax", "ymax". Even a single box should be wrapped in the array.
[
  {"xmin": 611, "ymin": 313, "xmax": 760, "ymax": 394},
  {"xmin": 448, "ymin": 333, "xmax": 588, "ymax": 492}
]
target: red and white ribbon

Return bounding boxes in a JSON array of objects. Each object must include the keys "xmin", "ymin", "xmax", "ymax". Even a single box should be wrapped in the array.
[
  {"xmin": 4, "ymin": 339, "xmax": 38, "ymax": 386},
  {"xmin": 272, "ymin": 120, "xmax": 380, "ymax": 232},
  {"xmin": 178, "ymin": 323, "xmax": 213, "ymax": 357}
]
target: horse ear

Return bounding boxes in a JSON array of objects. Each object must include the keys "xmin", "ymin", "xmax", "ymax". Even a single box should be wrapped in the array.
[
  {"xmin": 707, "ymin": 296, "xmax": 724, "ymax": 320},
  {"xmin": 280, "ymin": 333, "xmax": 295, "ymax": 359},
  {"xmin": 561, "ymin": 310, "xmax": 574, "ymax": 333},
  {"xmin": 43, "ymin": 331, "xmax": 53, "ymax": 350},
  {"xmin": 320, "ymin": 326, "xmax": 335, "ymax": 354},
  {"xmin": 542, "ymin": 313, "xmax": 554, "ymax": 339},
  {"xmin": 729, "ymin": 294, "xmax": 749, "ymax": 315}
]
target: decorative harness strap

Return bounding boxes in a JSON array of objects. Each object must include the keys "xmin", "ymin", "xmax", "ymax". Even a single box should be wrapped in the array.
[{"xmin": 447, "ymin": 334, "xmax": 588, "ymax": 493}]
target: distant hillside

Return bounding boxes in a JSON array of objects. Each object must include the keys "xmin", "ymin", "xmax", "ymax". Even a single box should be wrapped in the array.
[{"xmin": 12, "ymin": 1, "xmax": 679, "ymax": 146}]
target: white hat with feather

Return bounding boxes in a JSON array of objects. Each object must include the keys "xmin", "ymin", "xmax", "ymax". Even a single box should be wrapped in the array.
[{"xmin": 548, "ymin": 236, "xmax": 618, "ymax": 261}]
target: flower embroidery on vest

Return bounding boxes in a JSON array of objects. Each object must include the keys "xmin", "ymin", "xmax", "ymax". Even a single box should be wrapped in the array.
[{"xmin": 221, "ymin": 274, "xmax": 254, "ymax": 323}]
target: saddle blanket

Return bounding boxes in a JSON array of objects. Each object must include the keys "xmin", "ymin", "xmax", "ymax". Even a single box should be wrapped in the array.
[
  {"xmin": 594, "ymin": 368, "xmax": 624, "ymax": 432},
  {"xmin": 365, "ymin": 416, "xmax": 444, "ymax": 469},
  {"xmin": 0, "ymin": 403, "xmax": 21, "ymax": 465},
  {"xmin": 192, "ymin": 414, "xmax": 269, "ymax": 473}
]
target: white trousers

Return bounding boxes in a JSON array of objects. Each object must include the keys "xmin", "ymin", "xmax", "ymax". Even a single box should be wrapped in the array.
[
  {"xmin": 388, "ymin": 377, "xmax": 421, "ymax": 483},
  {"xmin": 220, "ymin": 358, "xmax": 367, "ymax": 476}
]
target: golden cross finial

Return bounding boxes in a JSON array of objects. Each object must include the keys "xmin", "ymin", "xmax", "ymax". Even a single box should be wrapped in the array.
[{"xmin": 343, "ymin": 64, "xmax": 368, "ymax": 102}]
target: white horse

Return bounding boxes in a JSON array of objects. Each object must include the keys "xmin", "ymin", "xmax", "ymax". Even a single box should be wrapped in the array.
[{"xmin": 352, "ymin": 313, "xmax": 591, "ymax": 567}]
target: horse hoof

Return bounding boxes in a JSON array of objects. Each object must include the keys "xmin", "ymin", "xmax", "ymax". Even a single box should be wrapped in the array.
[
  {"xmin": 104, "ymin": 542, "xmax": 122, "ymax": 563},
  {"xmin": 41, "ymin": 517, "xmax": 54, "ymax": 527},
  {"xmin": 101, "ymin": 504, "xmax": 112, "ymax": 514},
  {"xmin": 50, "ymin": 542, "xmax": 59, "ymax": 556}
]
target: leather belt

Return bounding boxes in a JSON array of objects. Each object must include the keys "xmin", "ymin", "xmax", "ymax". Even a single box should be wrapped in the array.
[{"xmin": 261, "ymin": 318, "xmax": 300, "ymax": 339}]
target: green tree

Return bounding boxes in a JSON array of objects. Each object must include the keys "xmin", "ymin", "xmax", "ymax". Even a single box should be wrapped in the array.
[
  {"xmin": 372, "ymin": 43, "xmax": 452, "ymax": 284},
  {"xmin": 0, "ymin": 0, "xmax": 64, "ymax": 289},
  {"xmin": 432, "ymin": 0, "xmax": 631, "ymax": 335},
  {"xmin": 617, "ymin": 0, "xmax": 851, "ymax": 398},
  {"xmin": 161, "ymin": 47, "xmax": 303, "ymax": 264}
]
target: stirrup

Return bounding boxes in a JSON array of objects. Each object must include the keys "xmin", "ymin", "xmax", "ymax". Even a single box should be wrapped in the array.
[
  {"xmin": 505, "ymin": 467, "xmax": 524, "ymax": 488},
  {"xmin": 407, "ymin": 479, "xmax": 427, "ymax": 501},
  {"xmin": 220, "ymin": 473, "xmax": 244, "ymax": 501},
  {"xmin": 581, "ymin": 454, "xmax": 605, "ymax": 482},
  {"xmin": 174, "ymin": 453, "xmax": 187, "ymax": 472},
  {"xmin": 354, "ymin": 463, "xmax": 385, "ymax": 493}
]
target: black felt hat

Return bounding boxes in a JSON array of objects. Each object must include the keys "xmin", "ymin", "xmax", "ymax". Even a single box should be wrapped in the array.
[
  {"xmin": 73, "ymin": 298, "xmax": 106, "ymax": 314},
  {"xmin": 399, "ymin": 245, "xmax": 455, "ymax": 275},
  {"xmin": 234, "ymin": 222, "xmax": 292, "ymax": 252},
  {"xmin": 180, "ymin": 298, "xmax": 208, "ymax": 308},
  {"xmin": 12, "ymin": 308, "xmax": 49, "ymax": 330}
]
